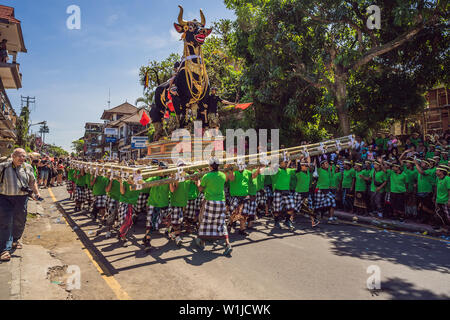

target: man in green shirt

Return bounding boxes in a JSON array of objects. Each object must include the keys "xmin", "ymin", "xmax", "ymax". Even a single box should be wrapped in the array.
[
  {"xmin": 433, "ymin": 166, "xmax": 450, "ymax": 232},
  {"xmin": 117, "ymin": 176, "xmax": 141, "ymax": 245},
  {"xmin": 271, "ymin": 159, "xmax": 296, "ymax": 230},
  {"xmin": 414, "ymin": 159, "xmax": 435, "ymax": 223},
  {"xmin": 255, "ymin": 166, "xmax": 270, "ymax": 217},
  {"xmin": 66, "ymin": 166, "xmax": 75, "ymax": 200},
  {"xmin": 353, "ymin": 162, "xmax": 371, "ymax": 216},
  {"xmin": 90, "ymin": 170, "xmax": 109, "ymax": 224},
  {"xmin": 195, "ymin": 157, "xmax": 232, "ymax": 256},
  {"xmin": 73, "ymin": 168, "xmax": 86, "ymax": 213},
  {"xmin": 293, "ymin": 157, "xmax": 318, "ymax": 227},
  {"xmin": 369, "ymin": 160, "xmax": 387, "ymax": 218},
  {"xmin": 342, "ymin": 160, "xmax": 355, "ymax": 213},
  {"xmin": 401, "ymin": 158, "xmax": 418, "ymax": 218},
  {"xmin": 387, "ymin": 162, "xmax": 408, "ymax": 221},
  {"xmin": 226, "ymin": 164, "xmax": 259, "ymax": 235},
  {"xmin": 168, "ymin": 161, "xmax": 189, "ymax": 246},
  {"xmin": 184, "ymin": 177, "xmax": 200, "ymax": 233},
  {"xmin": 314, "ymin": 159, "xmax": 338, "ymax": 223},
  {"xmin": 143, "ymin": 162, "xmax": 170, "ymax": 251},
  {"xmin": 105, "ymin": 170, "xmax": 122, "ymax": 239},
  {"xmin": 331, "ymin": 163, "xmax": 343, "ymax": 210}
]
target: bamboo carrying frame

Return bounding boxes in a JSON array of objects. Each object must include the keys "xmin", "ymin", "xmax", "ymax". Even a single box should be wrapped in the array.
[{"xmin": 70, "ymin": 135, "xmax": 355, "ymax": 190}]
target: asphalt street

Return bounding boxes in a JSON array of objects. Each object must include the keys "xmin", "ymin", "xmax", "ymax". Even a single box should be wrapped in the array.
[{"xmin": 36, "ymin": 186, "xmax": 450, "ymax": 299}]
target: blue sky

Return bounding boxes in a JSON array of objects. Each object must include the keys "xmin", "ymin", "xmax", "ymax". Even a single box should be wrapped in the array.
[{"xmin": 2, "ymin": 0, "xmax": 235, "ymax": 151}]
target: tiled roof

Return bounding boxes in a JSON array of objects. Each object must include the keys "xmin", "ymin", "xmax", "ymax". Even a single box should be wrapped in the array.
[{"xmin": 0, "ymin": 5, "xmax": 20, "ymax": 24}]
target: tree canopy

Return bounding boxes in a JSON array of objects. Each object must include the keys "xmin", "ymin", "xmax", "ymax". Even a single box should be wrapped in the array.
[{"xmin": 224, "ymin": 0, "xmax": 448, "ymax": 138}]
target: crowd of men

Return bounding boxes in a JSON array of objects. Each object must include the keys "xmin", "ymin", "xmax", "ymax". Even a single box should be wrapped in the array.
[{"xmin": 61, "ymin": 131, "xmax": 450, "ymax": 258}]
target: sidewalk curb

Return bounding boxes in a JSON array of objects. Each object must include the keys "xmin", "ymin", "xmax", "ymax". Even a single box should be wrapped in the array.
[{"xmin": 334, "ymin": 210, "xmax": 448, "ymax": 239}]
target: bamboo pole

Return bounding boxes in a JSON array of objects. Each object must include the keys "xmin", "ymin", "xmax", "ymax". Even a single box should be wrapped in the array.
[
  {"xmin": 131, "ymin": 140, "xmax": 353, "ymax": 189},
  {"xmin": 70, "ymin": 135, "xmax": 355, "ymax": 186}
]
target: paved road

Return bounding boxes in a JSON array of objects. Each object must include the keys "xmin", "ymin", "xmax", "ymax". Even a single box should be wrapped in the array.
[{"xmin": 18, "ymin": 186, "xmax": 450, "ymax": 300}]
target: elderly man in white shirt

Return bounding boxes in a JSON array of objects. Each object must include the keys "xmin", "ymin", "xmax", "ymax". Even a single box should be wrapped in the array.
[{"xmin": 0, "ymin": 148, "xmax": 41, "ymax": 262}]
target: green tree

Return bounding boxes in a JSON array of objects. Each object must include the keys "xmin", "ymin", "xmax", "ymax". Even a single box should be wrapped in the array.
[
  {"xmin": 138, "ymin": 53, "xmax": 181, "ymax": 104},
  {"xmin": 225, "ymin": 0, "xmax": 448, "ymax": 135},
  {"xmin": 71, "ymin": 139, "xmax": 84, "ymax": 154}
]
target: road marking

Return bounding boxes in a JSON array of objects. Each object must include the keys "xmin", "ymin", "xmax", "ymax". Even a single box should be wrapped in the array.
[{"xmin": 48, "ymin": 187, "xmax": 132, "ymax": 300}]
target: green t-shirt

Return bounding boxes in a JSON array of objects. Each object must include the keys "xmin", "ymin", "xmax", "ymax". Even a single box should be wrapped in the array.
[
  {"xmin": 146, "ymin": 177, "xmax": 170, "ymax": 208},
  {"xmin": 67, "ymin": 169, "xmax": 74, "ymax": 181},
  {"xmin": 295, "ymin": 171, "xmax": 311, "ymax": 193},
  {"xmin": 119, "ymin": 181, "xmax": 141, "ymax": 205},
  {"xmin": 85, "ymin": 173, "xmax": 93, "ymax": 190},
  {"xmin": 436, "ymin": 176, "xmax": 450, "ymax": 204},
  {"xmin": 254, "ymin": 169, "xmax": 266, "ymax": 192},
  {"xmin": 355, "ymin": 169, "xmax": 370, "ymax": 192},
  {"xmin": 107, "ymin": 179, "xmax": 121, "ymax": 201},
  {"xmin": 170, "ymin": 181, "xmax": 188, "ymax": 207},
  {"xmin": 75, "ymin": 171, "xmax": 86, "ymax": 187},
  {"xmin": 370, "ymin": 169, "xmax": 387, "ymax": 193},
  {"xmin": 92, "ymin": 176, "xmax": 109, "ymax": 196},
  {"xmin": 342, "ymin": 169, "xmax": 355, "ymax": 189},
  {"xmin": 388, "ymin": 171, "xmax": 407, "ymax": 193},
  {"xmin": 186, "ymin": 180, "xmax": 199, "ymax": 200},
  {"xmin": 272, "ymin": 168, "xmax": 295, "ymax": 191},
  {"xmin": 229, "ymin": 170, "xmax": 251, "ymax": 197},
  {"xmin": 426, "ymin": 152, "xmax": 435, "ymax": 159},
  {"xmin": 249, "ymin": 173, "xmax": 258, "ymax": 196},
  {"xmin": 331, "ymin": 171, "xmax": 342, "ymax": 189},
  {"xmin": 200, "ymin": 171, "xmax": 226, "ymax": 201},
  {"xmin": 264, "ymin": 174, "xmax": 272, "ymax": 186},
  {"xmin": 317, "ymin": 167, "xmax": 331, "ymax": 190},
  {"xmin": 417, "ymin": 169, "xmax": 434, "ymax": 193},
  {"xmin": 404, "ymin": 168, "xmax": 418, "ymax": 192}
]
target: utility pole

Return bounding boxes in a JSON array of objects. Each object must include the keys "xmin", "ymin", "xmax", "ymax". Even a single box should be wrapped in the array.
[{"xmin": 17, "ymin": 96, "xmax": 36, "ymax": 149}]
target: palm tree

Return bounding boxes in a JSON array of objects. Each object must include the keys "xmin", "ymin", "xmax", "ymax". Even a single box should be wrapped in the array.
[{"xmin": 135, "ymin": 95, "xmax": 153, "ymax": 110}]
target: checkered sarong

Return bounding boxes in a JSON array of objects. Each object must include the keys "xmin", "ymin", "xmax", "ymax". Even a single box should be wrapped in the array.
[
  {"xmin": 255, "ymin": 190, "xmax": 267, "ymax": 207},
  {"xmin": 228, "ymin": 196, "xmax": 246, "ymax": 215},
  {"xmin": 264, "ymin": 185, "xmax": 273, "ymax": 199},
  {"xmin": 225, "ymin": 188, "xmax": 231, "ymax": 205},
  {"xmin": 294, "ymin": 192, "xmax": 313, "ymax": 212},
  {"xmin": 272, "ymin": 190, "xmax": 295, "ymax": 212},
  {"xmin": 169, "ymin": 206, "xmax": 184, "ymax": 225},
  {"xmin": 86, "ymin": 188, "xmax": 94, "ymax": 203},
  {"xmin": 105, "ymin": 197, "xmax": 119, "ymax": 226},
  {"xmin": 118, "ymin": 202, "xmax": 134, "ymax": 237},
  {"xmin": 94, "ymin": 195, "xmax": 107, "ymax": 209},
  {"xmin": 243, "ymin": 197, "xmax": 257, "ymax": 216},
  {"xmin": 146, "ymin": 206, "xmax": 168, "ymax": 230},
  {"xmin": 66, "ymin": 180, "xmax": 74, "ymax": 193},
  {"xmin": 314, "ymin": 189, "xmax": 336, "ymax": 209},
  {"xmin": 133, "ymin": 193, "xmax": 149, "ymax": 214},
  {"xmin": 195, "ymin": 192, "xmax": 205, "ymax": 211},
  {"xmin": 74, "ymin": 186, "xmax": 86, "ymax": 203},
  {"xmin": 185, "ymin": 199, "xmax": 197, "ymax": 220},
  {"xmin": 198, "ymin": 200, "xmax": 228, "ymax": 239}
]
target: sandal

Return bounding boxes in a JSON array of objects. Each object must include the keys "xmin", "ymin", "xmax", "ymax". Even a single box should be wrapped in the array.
[
  {"xmin": 12, "ymin": 242, "xmax": 23, "ymax": 250},
  {"xmin": 1, "ymin": 251, "xmax": 11, "ymax": 262}
]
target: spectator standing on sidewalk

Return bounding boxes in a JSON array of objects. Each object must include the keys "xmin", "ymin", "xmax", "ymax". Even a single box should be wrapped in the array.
[{"xmin": 0, "ymin": 148, "xmax": 41, "ymax": 262}]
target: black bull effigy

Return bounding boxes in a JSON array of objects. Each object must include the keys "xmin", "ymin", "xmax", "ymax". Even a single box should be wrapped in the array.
[{"xmin": 152, "ymin": 6, "xmax": 213, "ymax": 139}]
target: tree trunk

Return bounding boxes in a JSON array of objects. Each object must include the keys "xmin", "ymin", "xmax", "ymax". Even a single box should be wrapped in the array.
[{"xmin": 335, "ymin": 75, "xmax": 350, "ymax": 135}]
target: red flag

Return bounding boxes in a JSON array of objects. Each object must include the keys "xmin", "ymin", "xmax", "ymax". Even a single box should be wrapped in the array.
[
  {"xmin": 235, "ymin": 103, "xmax": 253, "ymax": 110},
  {"xmin": 144, "ymin": 71, "xmax": 149, "ymax": 89},
  {"xmin": 140, "ymin": 111, "xmax": 150, "ymax": 126},
  {"xmin": 164, "ymin": 111, "xmax": 170, "ymax": 119}
]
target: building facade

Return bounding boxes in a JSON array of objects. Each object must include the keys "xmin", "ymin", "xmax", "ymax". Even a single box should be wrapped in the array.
[{"xmin": 0, "ymin": 5, "xmax": 26, "ymax": 156}]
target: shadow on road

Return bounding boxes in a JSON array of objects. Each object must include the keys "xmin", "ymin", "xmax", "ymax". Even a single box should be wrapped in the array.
[
  {"xmin": 57, "ymin": 197, "xmax": 450, "ymax": 277},
  {"xmin": 377, "ymin": 277, "xmax": 450, "ymax": 299}
]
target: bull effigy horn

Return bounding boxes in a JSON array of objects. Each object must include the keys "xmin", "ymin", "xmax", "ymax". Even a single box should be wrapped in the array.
[
  {"xmin": 200, "ymin": 9, "xmax": 206, "ymax": 26},
  {"xmin": 178, "ymin": 5, "xmax": 188, "ymax": 26}
]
